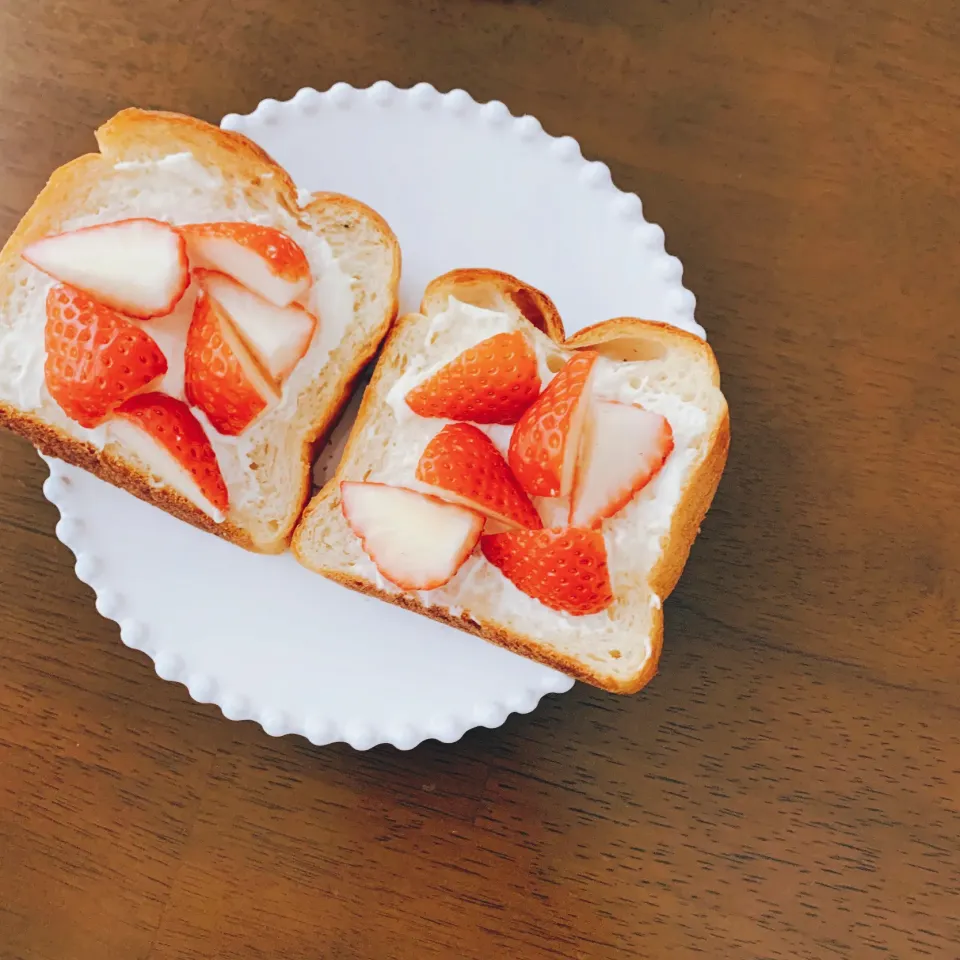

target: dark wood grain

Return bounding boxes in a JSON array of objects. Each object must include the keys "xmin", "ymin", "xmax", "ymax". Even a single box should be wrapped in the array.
[{"xmin": 1, "ymin": 1, "xmax": 958, "ymax": 957}]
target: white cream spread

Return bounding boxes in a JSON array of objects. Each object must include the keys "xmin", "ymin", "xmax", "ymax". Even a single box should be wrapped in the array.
[
  {"xmin": 348, "ymin": 296, "xmax": 711, "ymax": 654},
  {"xmin": 0, "ymin": 151, "xmax": 357, "ymax": 522}
]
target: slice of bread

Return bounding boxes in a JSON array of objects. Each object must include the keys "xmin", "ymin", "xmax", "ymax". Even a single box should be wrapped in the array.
[
  {"xmin": 0, "ymin": 109, "xmax": 400, "ymax": 553},
  {"xmin": 292, "ymin": 269, "xmax": 729, "ymax": 693}
]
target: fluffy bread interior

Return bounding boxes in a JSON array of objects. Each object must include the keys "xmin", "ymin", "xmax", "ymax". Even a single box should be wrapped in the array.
[
  {"xmin": 292, "ymin": 270, "xmax": 729, "ymax": 693},
  {"xmin": 0, "ymin": 109, "xmax": 400, "ymax": 552}
]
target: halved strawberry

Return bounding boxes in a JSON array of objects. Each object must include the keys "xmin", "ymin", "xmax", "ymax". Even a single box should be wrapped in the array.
[
  {"xmin": 405, "ymin": 331, "xmax": 540, "ymax": 424},
  {"xmin": 184, "ymin": 291, "xmax": 279, "ymax": 436},
  {"xmin": 481, "ymin": 527, "xmax": 614, "ymax": 616},
  {"xmin": 112, "ymin": 393, "xmax": 228, "ymax": 517},
  {"xmin": 507, "ymin": 350, "xmax": 597, "ymax": 498},
  {"xmin": 44, "ymin": 284, "xmax": 168, "ymax": 428},
  {"xmin": 194, "ymin": 269, "xmax": 316, "ymax": 382},
  {"xmin": 180, "ymin": 222, "xmax": 311, "ymax": 307},
  {"xmin": 340, "ymin": 481, "xmax": 484, "ymax": 590},
  {"xmin": 570, "ymin": 401, "xmax": 674, "ymax": 528},
  {"xmin": 24, "ymin": 219, "xmax": 189, "ymax": 319},
  {"xmin": 416, "ymin": 423, "xmax": 542, "ymax": 529}
]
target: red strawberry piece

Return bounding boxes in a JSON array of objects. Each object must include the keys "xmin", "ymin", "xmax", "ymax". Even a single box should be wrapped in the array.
[
  {"xmin": 184, "ymin": 290, "xmax": 279, "ymax": 436},
  {"xmin": 481, "ymin": 527, "xmax": 614, "ymax": 616},
  {"xmin": 416, "ymin": 423, "xmax": 542, "ymax": 529},
  {"xmin": 113, "ymin": 393, "xmax": 228, "ymax": 516},
  {"xmin": 507, "ymin": 350, "xmax": 597, "ymax": 498},
  {"xmin": 340, "ymin": 481, "xmax": 484, "ymax": 590},
  {"xmin": 570, "ymin": 401, "xmax": 674, "ymax": 528},
  {"xmin": 24, "ymin": 219, "xmax": 189, "ymax": 319},
  {"xmin": 405, "ymin": 331, "xmax": 541, "ymax": 424},
  {"xmin": 44, "ymin": 284, "xmax": 168, "ymax": 428},
  {"xmin": 180, "ymin": 222, "xmax": 312, "ymax": 307}
]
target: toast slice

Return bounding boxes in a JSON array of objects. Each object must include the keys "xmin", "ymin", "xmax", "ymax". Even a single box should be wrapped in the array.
[
  {"xmin": 0, "ymin": 108, "xmax": 400, "ymax": 553},
  {"xmin": 292, "ymin": 269, "xmax": 729, "ymax": 693}
]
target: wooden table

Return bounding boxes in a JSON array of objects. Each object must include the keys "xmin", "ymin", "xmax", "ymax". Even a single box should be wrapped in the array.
[{"xmin": 1, "ymin": 1, "xmax": 958, "ymax": 957}]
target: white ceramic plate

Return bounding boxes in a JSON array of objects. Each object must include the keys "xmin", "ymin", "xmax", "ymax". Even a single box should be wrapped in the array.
[{"xmin": 41, "ymin": 83, "xmax": 703, "ymax": 750}]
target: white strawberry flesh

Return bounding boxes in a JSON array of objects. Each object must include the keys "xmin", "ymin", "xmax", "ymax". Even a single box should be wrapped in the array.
[
  {"xmin": 559, "ymin": 363, "xmax": 595, "ymax": 498},
  {"xmin": 416, "ymin": 484, "xmax": 516, "ymax": 528},
  {"xmin": 109, "ymin": 416, "xmax": 224, "ymax": 520},
  {"xmin": 22, "ymin": 218, "xmax": 188, "ymax": 319},
  {"xmin": 340, "ymin": 482, "xmax": 484, "ymax": 591},
  {"xmin": 210, "ymin": 298, "xmax": 282, "ymax": 405},
  {"xmin": 198, "ymin": 271, "xmax": 316, "ymax": 382},
  {"xmin": 184, "ymin": 234, "xmax": 309, "ymax": 307},
  {"xmin": 570, "ymin": 401, "xmax": 674, "ymax": 528}
]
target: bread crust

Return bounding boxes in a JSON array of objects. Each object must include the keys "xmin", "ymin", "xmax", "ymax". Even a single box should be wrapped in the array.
[
  {"xmin": 563, "ymin": 315, "xmax": 730, "ymax": 692},
  {"xmin": 293, "ymin": 268, "xmax": 729, "ymax": 693},
  {"xmin": 0, "ymin": 108, "xmax": 400, "ymax": 553},
  {"xmin": 304, "ymin": 532, "xmax": 636, "ymax": 687},
  {"xmin": 421, "ymin": 268, "xmax": 565, "ymax": 342},
  {"xmin": 0, "ymin": 400, "xmax": 263, "ymax": 551}
]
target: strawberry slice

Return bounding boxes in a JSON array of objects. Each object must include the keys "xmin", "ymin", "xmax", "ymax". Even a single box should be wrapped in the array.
[
  {"xmin": 44, "ymin": 284, "xmax": 167, "ymax": 428},
  {"xmin": 180, "ymin": 222, "xmax": 311, "ymax": 307},
  {"xmin": 113, "ymin": 393, "xmax": 228, "ymax": 517},
  {"xmin": 184, "ymin": 290, "xmax": 279, "ymax": 436},
  {"xmin": 416, "ymin": 423, "xmax": 542, "ymax": 529},
  {"xmin": 24, "ymin": 219, "xmax": 189, "ymax": 319},
  {"xmin": 481, "ymin": 527, "xmax": 614, "ymax": 616},
  {"xmin": 405, "ymin": 331, "xmax": 540, "ymax": 424},
  {"xmin": 507, "ymin": 351, "xmax": 597, "ymax": 498},
  {"xmin": 340, "ymin": 481, "xmax": 484, "ymax": 590},
  {"xmin": 570, "ymin": 401, "xmax": 674, "ymax": 528},
  {"xmin": 194, "ymin": 270, "xmax": 316, "ymax": 382}
]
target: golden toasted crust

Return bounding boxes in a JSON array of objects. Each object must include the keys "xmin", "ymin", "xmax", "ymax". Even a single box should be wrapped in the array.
[
  {"xmin": 422, "ymin": 268, "xmax": 566, "ymax": 342},
  {"xmin": 618, "ymin": 409, "xmax": 729, "ymax": 694},
  {"xmin": 0, "ymin": 109, "xmax": 298, "ymax": 286},
  {"xmin": 564, "ymin": 314, "xmax": 729, "ymax": 692},
  {"xmin": 0, "ymin": 400, "xmax": 263, "ymax": 551},
  {"xmin": 98, "ymin": 109, "xmax": 298, "ymax": 195},
  {"xmin": 0, "ymin": 108, "xmax": 400, "ymax": 553},
  {"xmin": 293, "ymin": 268, "xmax": 730, "ymax": 694},
  {"xmin": 565, "ymin": 317, "xmax": 719, "ymax": 375}
]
